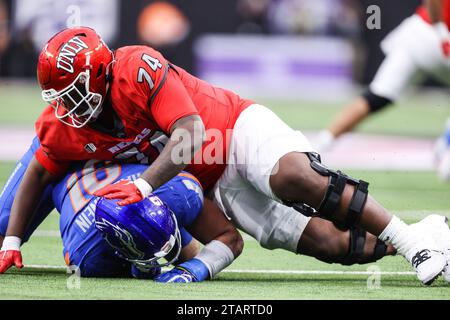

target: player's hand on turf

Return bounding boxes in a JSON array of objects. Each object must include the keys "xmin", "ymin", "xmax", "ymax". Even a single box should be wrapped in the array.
[
  {"xmin": 0, "ymin": 236, "xmax": 23, "ymax": 273},
  {"xmin": 154, "ymin": 259, "xmax": 210, "ymax": 283},
  {"xmin": 154, "ymin": 267, "xmax": 198, "ymax": 283},
  {"xmin": 131, "ymin": 263, "xmax": 161, "ymax": 280},
  {"xmin": 94, "ymin": 180, "xmax": 144, "ymax": 206},
  {"xmin": 0, "ymin": 250, "xmax": 23, "ymax": 273}
]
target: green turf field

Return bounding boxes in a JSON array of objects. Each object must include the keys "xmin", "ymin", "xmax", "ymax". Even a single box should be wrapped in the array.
[
  {"xmin": 0, "ymin": 84, "xmax": 449, "ymax": 299},
  {"xmin": 0, "ymin": 161, "xmax": 449, "ymax": 300}
]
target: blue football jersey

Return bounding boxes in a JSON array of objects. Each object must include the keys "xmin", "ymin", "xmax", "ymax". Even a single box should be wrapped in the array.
[
  {"xmin": 53, "ymin": 160, "xmax": 203, "ymax": 232},
  {"xmin": 1, "ymin": 137, "xmax": 204, "ymax": 277},
  {"xmin": 53, "ymin": 160, "xmax": 204, "ymax": 275}
]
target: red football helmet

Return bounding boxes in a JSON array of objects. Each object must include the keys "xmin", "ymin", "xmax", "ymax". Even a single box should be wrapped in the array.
[{"xmin": 37, "ymin": 27, "xmax": 114, "ymax": 128}]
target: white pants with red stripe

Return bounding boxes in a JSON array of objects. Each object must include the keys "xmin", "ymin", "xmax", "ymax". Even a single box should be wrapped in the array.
[{"xmin": 370, "ymin": 14, "xmax": 450, "ymax": 101}]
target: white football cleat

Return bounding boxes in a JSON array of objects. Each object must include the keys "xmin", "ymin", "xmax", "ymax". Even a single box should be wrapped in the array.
[
  {"xmin": 410, "ymin": 215, "xmax": 450, "ymax": 283},
  {"xmin": 405, "ymin": 242, "xmax": 446, "ymax": 285}
]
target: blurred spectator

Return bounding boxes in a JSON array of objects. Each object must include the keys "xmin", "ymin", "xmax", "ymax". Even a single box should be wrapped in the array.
[
  {"xmin": 13, "ymin": 0, "xmax": 119, "ymax": 51},
  {"xmin": 236, "ymin": 0, "xmax": 271, "ymax": 33},
  {"xmin": 2, "ymin": 0, "xmax": 119, "ymax": 77},
  {"xmin": 120, "ymin": 0, "xmax": 240, "ymax": 73},
  {"xmin": 137, "ymin": 1, "xmax": 190, "ymax": 48},
  {"xmin": 0, "ymin": 0, "xmax": 9, "ymax": 53},
  {"xmin": 0, "ymin": 0, "xmax": 427, "ymax": 86},
  {"xmin": 0, "ymin": 0, "xmax": 10, "ymax": 75},
  {"xmin": 267, "ymin": 0, "xmax": 361, "ymax": 38}
]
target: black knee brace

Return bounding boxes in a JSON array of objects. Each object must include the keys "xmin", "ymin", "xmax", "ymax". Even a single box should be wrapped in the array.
[
  {"xmin": 362, "ymin": 89, "xmax": 393, "ymax": 113},
  {"xmin": 286, "ymin": 153, "xmax": 369, "ymax": 229},
  {"xmin": 342, "ymin": 228, "xmax": 388, "ymax": 265},
  {"xmin": 311, "ymin": 152, "xmax": 369, "ymax": 229}
]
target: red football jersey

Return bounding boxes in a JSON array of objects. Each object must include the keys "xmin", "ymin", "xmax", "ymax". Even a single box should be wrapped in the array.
[
  {"xmin": 35, "ymin": 46, "xmax": 253, "ymax": 190},
  {"xmin": 416, "ymin": 0, "xmax": 450, "ymax": 29}
]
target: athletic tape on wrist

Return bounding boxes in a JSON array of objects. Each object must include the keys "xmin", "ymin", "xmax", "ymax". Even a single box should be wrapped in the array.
[
  {"xmin": 134, "ymin": 178, "xmax": 154, "ymax": 198},
  {"xmin": 195, "ymin": 240, "xmax": 235, "ymax": 278},
  {"xmin": 1, "ymin": 236, "xmax": 22, "ymax": 251}
]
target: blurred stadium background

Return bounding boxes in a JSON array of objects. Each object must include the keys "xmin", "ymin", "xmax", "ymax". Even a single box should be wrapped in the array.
[{"xmin": 0, "ymin": 0, "xmax": 449, "ymax": 299}]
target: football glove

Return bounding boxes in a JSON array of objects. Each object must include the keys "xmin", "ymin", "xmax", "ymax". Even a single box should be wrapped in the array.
[
  {"xmin": 94, "ymin": 178, "xmax": 153, "ymax": 206},
  {"xmin": 131, "ymin": 262, "xmax": 161, "ymax": 280},
  {"xmin": 154, "ymin": 258, "xmax": 210, "ymax": 283}
]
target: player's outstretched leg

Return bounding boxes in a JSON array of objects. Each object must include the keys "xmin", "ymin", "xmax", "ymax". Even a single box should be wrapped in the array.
[
  {"xmin": 269, "ymin": 152, "xmax": 447, "ymax": 285},
  {"xmin": 314, "ymin": 91, "xmax": 393, "ymax": 153},
  {"xmin": 314, "ymin": 96, "xmax": 371, "ymax": 153},
  {"xmin": 297, "ymin": 217, "xmax": 396, "ymax": 265}
]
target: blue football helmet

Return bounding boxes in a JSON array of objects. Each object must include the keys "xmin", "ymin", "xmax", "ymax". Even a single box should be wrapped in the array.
[{"xmin": 94, "ymin": 195, "xmax": 182, "ymax": 269}]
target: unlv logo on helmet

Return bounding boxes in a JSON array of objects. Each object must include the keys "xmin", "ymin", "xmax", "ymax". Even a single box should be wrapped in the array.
[{"xmin": 56, "ymin": 36, "xmax": 89, "ymax": 74}]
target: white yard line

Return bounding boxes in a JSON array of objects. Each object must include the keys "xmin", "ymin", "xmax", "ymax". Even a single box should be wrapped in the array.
[
  {"xmin": 26, "ymin": 264, "xmax": 415, "ymax": 276},
  {"xmin": 28, "ymin": 264, "xmax": 66, "ymax": 270},
  {"xmin": 33, "ymin": 230, "xmax": 60, "ymax": 237},
  {"xmin": 223, "ymin": 269, "xmax": 416, "ymax": 276}
]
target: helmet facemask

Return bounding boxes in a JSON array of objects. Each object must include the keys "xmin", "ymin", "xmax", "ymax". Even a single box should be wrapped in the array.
[{"xmin": 41, "ymin": 70, "xmax": 104, "ymax": 128}]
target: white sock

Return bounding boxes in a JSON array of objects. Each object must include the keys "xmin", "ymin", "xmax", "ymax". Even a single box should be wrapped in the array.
[
  {"xmin": 314, "ymin": 130, "xmax": 335, "ymax": 153},
  {"xmin": 379, "ymin": 216, "xmax": 416, "ymax": 259}
]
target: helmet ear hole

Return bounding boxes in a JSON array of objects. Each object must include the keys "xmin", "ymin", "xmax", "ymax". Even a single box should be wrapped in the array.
[{"xmin": 37, "ymin": 58, "xmax": 52, "ymax": 87}]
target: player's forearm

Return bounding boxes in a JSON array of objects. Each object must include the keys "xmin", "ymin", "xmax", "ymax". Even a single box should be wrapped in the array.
[
  {"xmin": 184, "ymin": 229, "xmax": 242, "ymax": 279},
  {"xmin": 188, "ymin": 199, "xmax": 244, "ymax": 258},
  {"xmin": 6, "ymin": 157, "xmax": 55, "ymax": 239},
  {"xmin": 140, "ymin": 115, "xmax": 206, "ymax": 190},
  {"xmin": 178, "ymin": 238, "xmax": 201, "ymax": 262},
  {"xmin": 139, "ymin": 138, "xmax": 190, "ymax": 191},
  {"xmin": 183, "ymin": 199, "xmax": 243, "ymax": 278}
]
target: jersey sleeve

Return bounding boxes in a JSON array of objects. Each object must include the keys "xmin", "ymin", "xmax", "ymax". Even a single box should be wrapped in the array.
[
  {"xmin": 130, "ymin": 47, "xmax": 199, "ymax": 133},
  {"xmin": 149, "ymin": 67, "xmax": 199, "ymax": 134},
  {"xmin": 116, "ymin": 46, "xmax": 199, "ymax": 134},
  {"xmin": 34, "ymin": 110, "xmax": 71, "ymax": 177},
  {"xmin": 35, "ymin": 146, "xmax": 71, "ymax": 177},
  {"xmin": 179, "ymin": 227, "xmax": 194, "ymax": 248}
]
